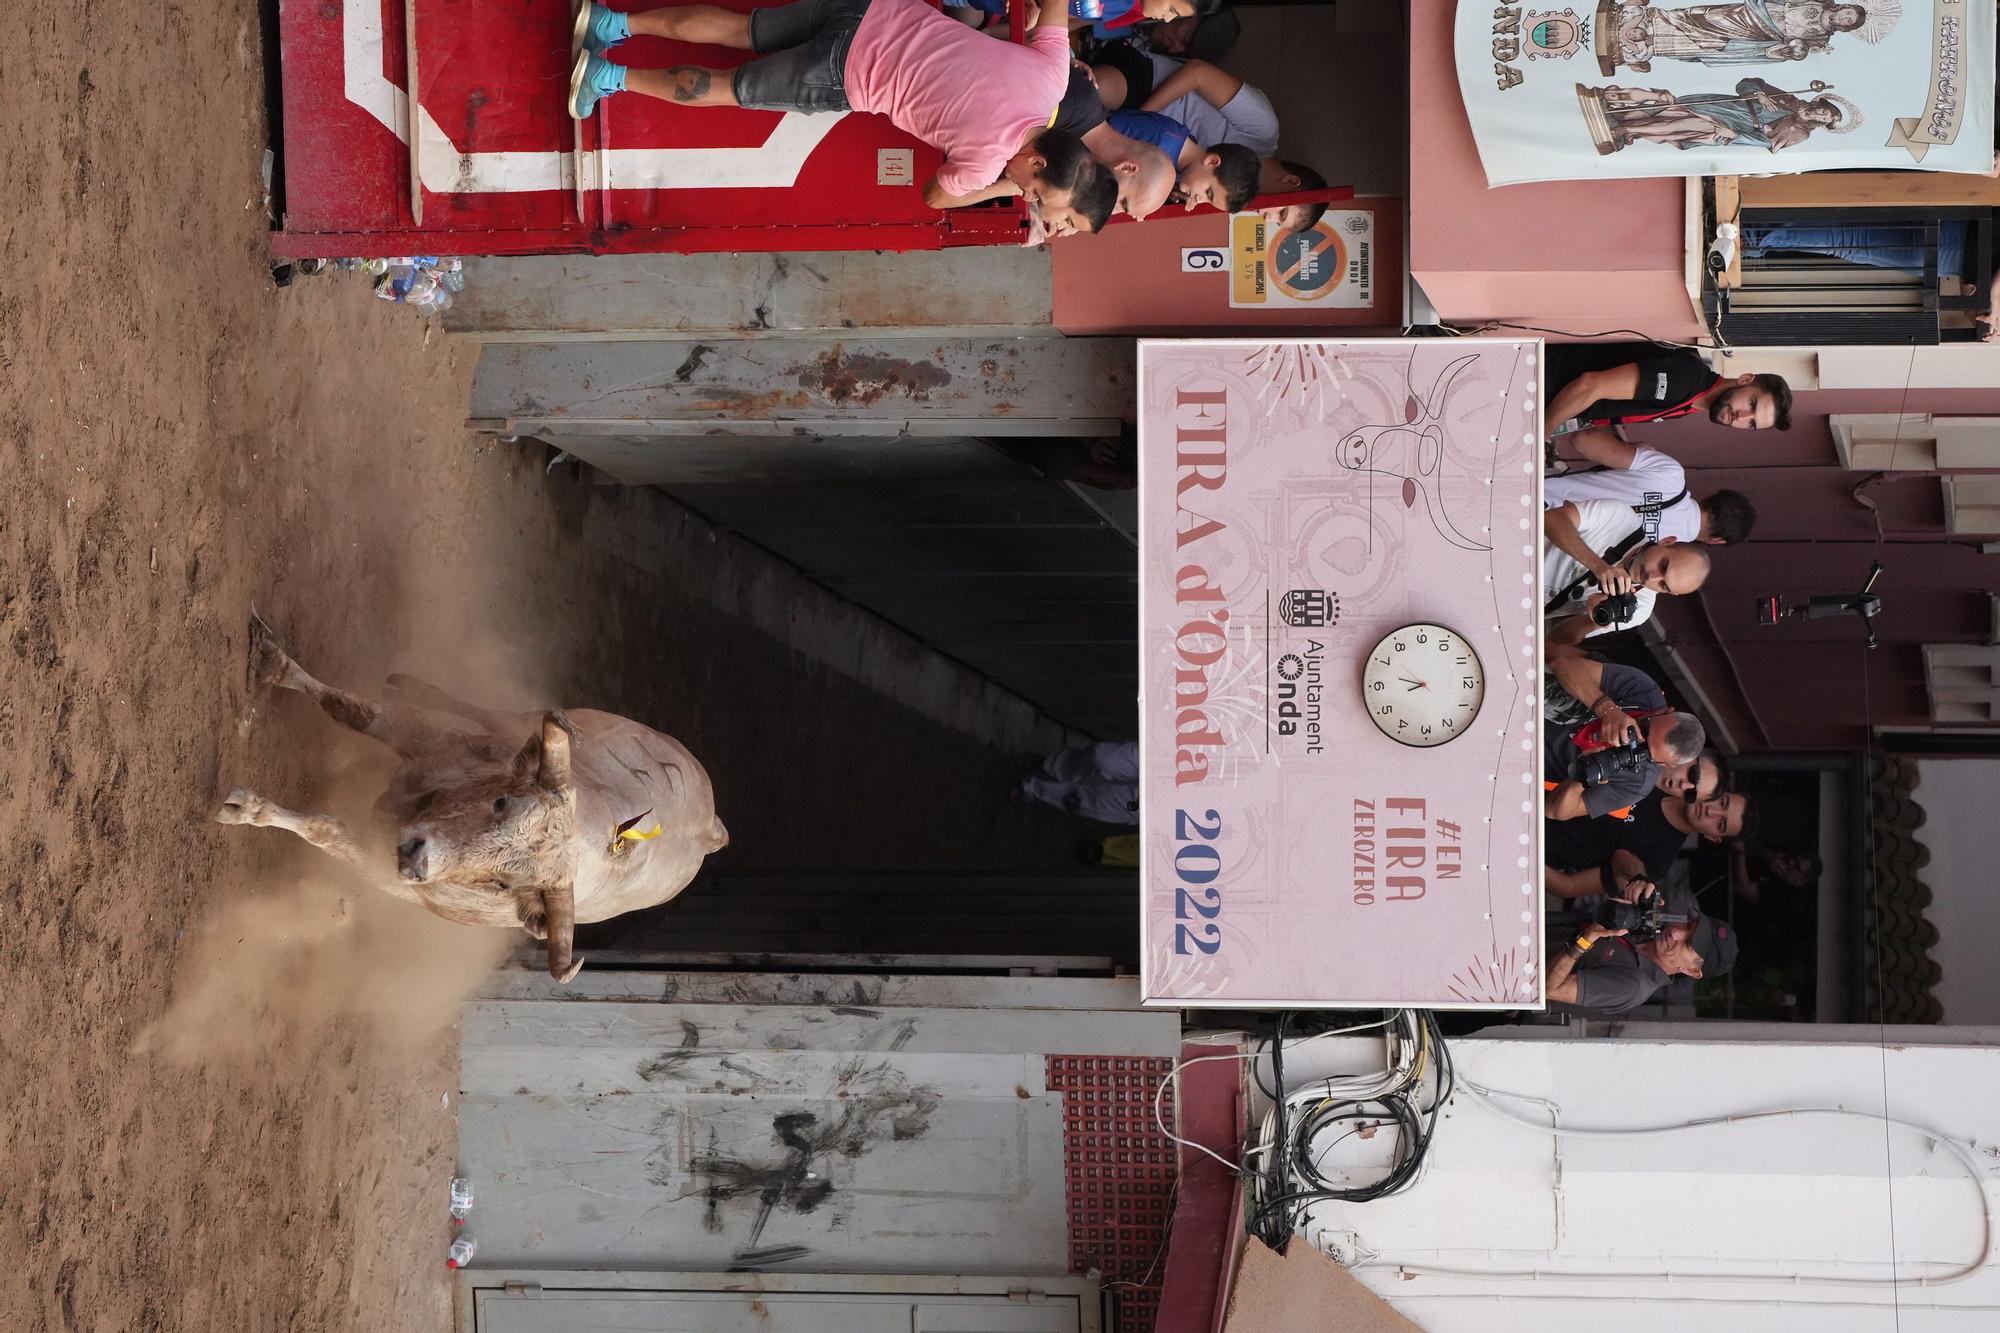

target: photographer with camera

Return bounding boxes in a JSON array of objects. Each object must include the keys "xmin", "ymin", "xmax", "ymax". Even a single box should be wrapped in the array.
[
  {"xmin": 1544, "ymin": 643, "xmax": 1705, "ymax": 821},
  {"xmin": 1544, "ymin": 497, "xmax": 1713, "ymax": 644},
  {"xmin": 1544, "ymin": 883, "xmax": 1739, "ymax": 1015},
  {"xmin": 1542, "ymin": 747, "xmax": 1722, "ymax": 851}
]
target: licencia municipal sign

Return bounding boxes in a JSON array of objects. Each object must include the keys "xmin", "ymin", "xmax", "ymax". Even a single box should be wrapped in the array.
[
  {"xmin": 1228, "ymin": 211, "xmax": 1374, "ymax": 308},
  {"xmin": 1136, "ymin": 338, "xmax": 1545, "ymax": 1008}
]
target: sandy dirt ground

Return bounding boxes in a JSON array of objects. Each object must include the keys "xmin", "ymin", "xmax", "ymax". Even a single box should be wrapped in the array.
[{"xmin": 2, "ymin": 8, "xmax": 1079, "ymax": 1330}]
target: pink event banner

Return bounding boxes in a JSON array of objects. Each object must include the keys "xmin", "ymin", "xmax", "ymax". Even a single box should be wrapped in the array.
[{"xmin": 1138, "ymin": 340, "xmax": 1546, "ymax": 1009}]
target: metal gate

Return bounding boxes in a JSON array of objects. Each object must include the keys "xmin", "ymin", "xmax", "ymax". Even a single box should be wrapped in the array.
[{"xmin": 276, "ymin": 0, "xmax": 1028, "ymax": 256}]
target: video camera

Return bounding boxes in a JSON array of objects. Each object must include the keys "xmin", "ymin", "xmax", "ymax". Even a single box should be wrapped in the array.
[
  {"xmin": 1757, "ymin": 559, "xmax": 1884, "ymax": 649},
  {"xmin": 1592, "ymin": 884, "xmax": 1687, "ymax": 942}
]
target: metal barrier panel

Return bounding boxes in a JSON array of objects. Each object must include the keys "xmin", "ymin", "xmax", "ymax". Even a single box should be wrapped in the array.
[{"xmin": 277, "ymin": 0, "xmax": 1022, "ymax": 256}]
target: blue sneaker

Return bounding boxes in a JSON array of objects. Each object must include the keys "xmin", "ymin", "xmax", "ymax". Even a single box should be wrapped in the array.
[
  {"xmin": 573, "ymin": 2, "xmax": 629, "ymax": 54},
  {"xmin": 568, "ymin": 49, "xmax": 624, "ymax": 119}
]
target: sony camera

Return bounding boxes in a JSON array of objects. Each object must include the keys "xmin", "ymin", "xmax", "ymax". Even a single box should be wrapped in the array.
[
  {"xmin": 1592, "ymin": 590, "xmax": 1640, "ymax": 627},
  {"xmin": 1570, "ymin": 736, "xmax": 1648, "ymax": 787},
  {"xmin": 1592, "ymin": 885, "xmax": 1686, "ymax": 942}
]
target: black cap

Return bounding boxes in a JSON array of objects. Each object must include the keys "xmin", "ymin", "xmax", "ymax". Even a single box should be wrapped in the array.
[{"xmin": 1689, "ymin": 913, "xmax": 1739, "ymax": 977}]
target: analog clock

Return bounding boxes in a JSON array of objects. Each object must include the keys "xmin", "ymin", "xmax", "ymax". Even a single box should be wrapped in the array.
[{"xmin": 1360, "ymin": 623, "xmax": 1485, "ymax": 748}]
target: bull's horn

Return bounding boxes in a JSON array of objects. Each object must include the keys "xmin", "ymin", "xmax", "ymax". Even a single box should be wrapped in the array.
[
  {"xmin": 538, "ymin": 712, "xmax": 577, "ymax": 795},
  {"xmin": 511, "ymin": 712, "xmax": 579, "ymax": 798},
  {"xmin": 540, "ymin": 885, "xmax": 584, "ymax": 983}
]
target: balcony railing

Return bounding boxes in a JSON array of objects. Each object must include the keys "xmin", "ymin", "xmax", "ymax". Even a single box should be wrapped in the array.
[{"xmin": 1705, "ymin": 206, "xmax": 1994, "ymax": 346}]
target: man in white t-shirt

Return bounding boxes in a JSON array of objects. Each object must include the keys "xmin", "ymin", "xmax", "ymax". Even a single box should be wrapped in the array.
[
  {"xmin": 1083, "ymin": 48, "xmax": 1281, "ymax": 163},
  {"xmin": 1138, "ymin": 57, "xmax": 1336, "ymax": 222},
  {"xmin": 1545, "ymin": 427, "xmax": 1758, "ymax": 548},
  {"xmin": 1081, "ymin": 44, "xmax": 1333, "ymax": 233},
  {"xmin": 1139, "ymin": 54, "xmax": 1280, "ymax": 158},
  {"xmin": 1543, "ymin": 498, "xmax": 1713, "ymax": 642}
]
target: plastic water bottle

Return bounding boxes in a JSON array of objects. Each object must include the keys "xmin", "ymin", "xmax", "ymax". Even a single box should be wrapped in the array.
[
  {"xmin": 449, "ymin": 1176, "xmax": 475, "ymax": 1223},
  {"xmin": 405, "ymin": 271, "xmax": 448, "ymax": 314},
  {"xmin": 375, "ymin": 272, "xmax": 423, "ymax": 302},
  {"xmin": 359, "ymin": 257, "xmax": 390, "ymax": 276},
  {"xmin": 446, "ymin": 1235, "xmax": 477, "ymax": 1269}
]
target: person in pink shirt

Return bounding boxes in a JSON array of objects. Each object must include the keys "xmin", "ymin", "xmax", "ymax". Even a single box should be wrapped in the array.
[{"xmin": 568, "ymin": 0, "xmax": 1115, "ymax": 226}]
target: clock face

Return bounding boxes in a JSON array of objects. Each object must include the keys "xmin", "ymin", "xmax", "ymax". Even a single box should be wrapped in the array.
[{"xmin": 1360, "ymin": 623, "xmax": 1485, "ymax": 748}]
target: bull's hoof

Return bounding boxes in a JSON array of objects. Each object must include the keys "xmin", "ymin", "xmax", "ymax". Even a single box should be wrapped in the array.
[
  {"xmin": 246, "ymin": 608, "xmax": 290, "ymax": 693},
  {"xmin": 214, "ymin": 787, "xmax": 267, "ymax": 826}
]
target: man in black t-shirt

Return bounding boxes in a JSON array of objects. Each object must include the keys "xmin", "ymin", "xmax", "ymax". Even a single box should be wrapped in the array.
[
  {"xmin": 1545, "ymin": 342, "xmax": 1793, "ymax": 434},
  {"xmin": 1052, "ymin": 63, "xmax": 1111, "ymax": 138},
  {"xmin": 1547, "ymin": 790, "xmax": 1691, "ymax": 894},
  {"xmin": 1545, "ymin": 787, "xmax": 1751, "ymax": 900}
]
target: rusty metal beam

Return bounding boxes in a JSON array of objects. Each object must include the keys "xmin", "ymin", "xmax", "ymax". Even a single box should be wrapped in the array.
[
  {"xmin": 468, "ymin": 337, "xmax": 1133, "ymax": 447},
  {"xmin": 444, "ymin": 250, "xmax": 1055, "ymax": 342}
]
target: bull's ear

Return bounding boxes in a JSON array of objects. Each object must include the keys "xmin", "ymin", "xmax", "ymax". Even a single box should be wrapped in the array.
[{"xmin": 513, "ymin": 712, "xmax": 577, "ymax": 794}]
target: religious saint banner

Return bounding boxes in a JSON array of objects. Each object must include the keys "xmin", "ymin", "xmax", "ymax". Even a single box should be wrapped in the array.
[{"xmin": 1457, "ymin": 0, "xmax": 1995, "ymax": 183}]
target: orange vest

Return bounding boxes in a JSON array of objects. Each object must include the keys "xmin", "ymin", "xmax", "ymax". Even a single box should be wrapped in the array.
[{"xmin": 1546, "ymin": 779, "xmax": 1634, "ymax": 822}]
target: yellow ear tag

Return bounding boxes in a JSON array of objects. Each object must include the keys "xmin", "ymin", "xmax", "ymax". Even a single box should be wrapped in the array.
[{"xmin": 611, "ymin": 809, "xmax": 662, "ymax": 853}]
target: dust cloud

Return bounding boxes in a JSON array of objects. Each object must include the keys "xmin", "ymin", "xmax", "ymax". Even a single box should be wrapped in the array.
[
  {"xmin": 140, "ymin": 861, "xmax": 517, "ymax": 1064},
  {"xmin": 145, "ymin": 618, "xmax": 563, "ymax": 1066}
]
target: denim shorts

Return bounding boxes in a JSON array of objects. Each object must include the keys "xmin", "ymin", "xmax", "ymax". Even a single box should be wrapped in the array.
[{"xmin": 732, "ymin": 0, "xmax": 871, "ymax": 113}]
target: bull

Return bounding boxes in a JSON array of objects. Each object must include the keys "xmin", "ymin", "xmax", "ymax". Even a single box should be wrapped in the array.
[{"xmin": 214, "ymin": 613, "xmax": 727, "ymax": 981}]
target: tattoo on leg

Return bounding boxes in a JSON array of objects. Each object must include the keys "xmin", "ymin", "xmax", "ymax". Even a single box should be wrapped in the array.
[{"xmin": 668, "ymin": 67, "xmax": 712, "ymax": 102}]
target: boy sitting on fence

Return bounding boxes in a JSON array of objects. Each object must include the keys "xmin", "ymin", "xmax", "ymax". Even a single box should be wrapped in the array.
[{"xmin": 1105, "ymin": 108, "xmax": 1259, "ymax": 212}]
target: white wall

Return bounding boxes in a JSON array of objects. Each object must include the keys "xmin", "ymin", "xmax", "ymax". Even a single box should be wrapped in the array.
[
  {"xmin": 1915, "ymin": 759, "xmax": 2000, "ymax": 1025},
  {"xmin": 1265, "ymin": 1034, "xmax": 2000, "ymax": 1331}
]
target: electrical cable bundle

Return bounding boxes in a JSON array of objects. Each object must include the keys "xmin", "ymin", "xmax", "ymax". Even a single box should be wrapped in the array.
[{"xmin": 1248, "ymin": 1010, "xmax": 1454, "ymax": 1248}]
